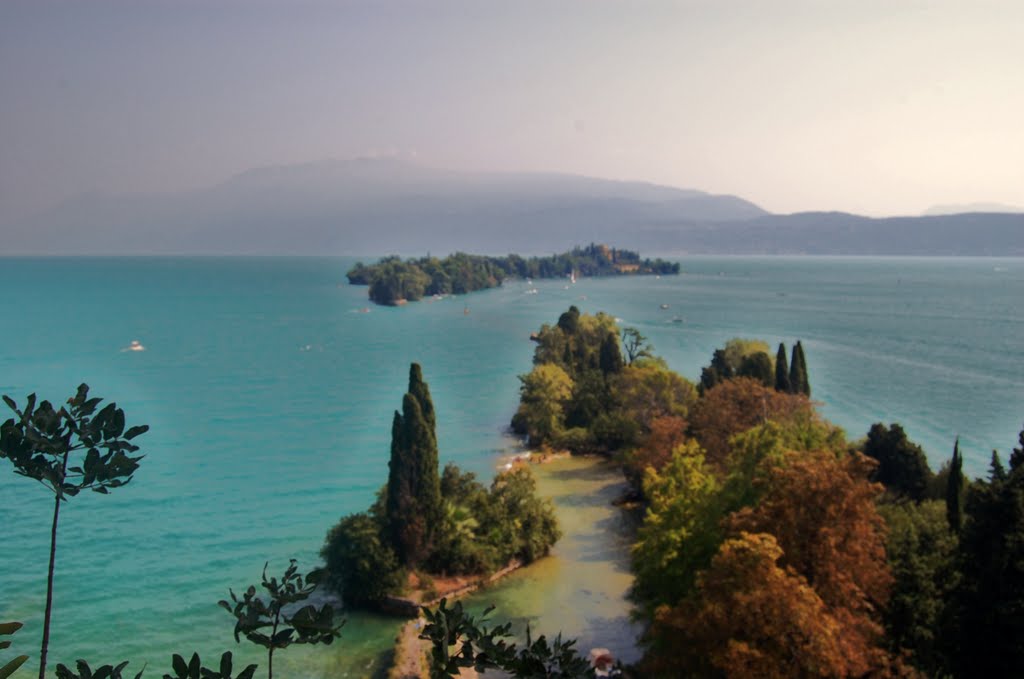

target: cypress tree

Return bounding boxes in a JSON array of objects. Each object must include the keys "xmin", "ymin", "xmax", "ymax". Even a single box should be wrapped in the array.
[
  {"xmin": 385, "ymin": 364, "xmax": 442, "ymax": 566},
  {"xmin": 990, "ymin": 450, "xmax": 1008, "ymax": 482},
  {"xmin": 1010, "ymin": 424, "xmax": 1024, "ymax": 471},
  {"xmin": 946, "ymin": 437, "xmax": 964, "ymax": 533},
  {"xmin": 598, "ymin": 331, "xmax": 624, "ymax": 376},
  {"xmin": 788, "ymin": 343, "xmax": 802, "ymax": 395},
  {"xmin": 408, "ymin": 363, "xmax": 436, "ymax": 433},
  {"xmin": 789, "ymin": 341, "xmax": 810, "ymax": 396},
  {"xmin": 774, "ymin": 342, "xmax": 790, "ymax": 392}
]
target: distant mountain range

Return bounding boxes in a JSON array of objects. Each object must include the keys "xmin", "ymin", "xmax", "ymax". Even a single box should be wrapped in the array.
[{"xmin": 4, "ymin": 158, "xmax": 1022, "ymax": 256}]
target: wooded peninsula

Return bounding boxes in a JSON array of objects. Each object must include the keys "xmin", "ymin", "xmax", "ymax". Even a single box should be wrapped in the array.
[{"xmin": 346, "ymin": 244, "xmax": 680, "ymax": 305}]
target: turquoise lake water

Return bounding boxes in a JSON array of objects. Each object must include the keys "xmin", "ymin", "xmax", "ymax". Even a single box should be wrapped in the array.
[{"xmin": 3, "ymin": 256, "xmax": 1023, "ymax": 676}]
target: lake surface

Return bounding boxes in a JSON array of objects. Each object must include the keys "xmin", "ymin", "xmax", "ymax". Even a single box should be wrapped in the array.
[{"xmin": 2, "ymin": 256, "xmax": 1022, "ymax": 676}]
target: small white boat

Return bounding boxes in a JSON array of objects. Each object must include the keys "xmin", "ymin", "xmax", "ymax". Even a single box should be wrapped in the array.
[{"xmin": 124, "ymin": 340, "xmax": 145, "ymax": 352}]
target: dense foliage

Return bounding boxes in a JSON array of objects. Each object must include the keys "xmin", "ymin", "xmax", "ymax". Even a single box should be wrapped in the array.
[
  {"xmin": 512, "ymin": 307, "xmax": 1024, "ymax": 677},
  {"xmin": 347, "ymin": 244, "xmax": 680, "ymax": 305},
  {"xmin": 419, "ymin": 598, "xmax": 612, "ymax": 679},
  {"xmin": 511, "ymin": 307, "xmax": 697, "ymax": 460},
  {"xmin": 219, "ymin": 562, "xmax": 343, "ymax": 679},
  {"xmin": 862, "ymin": 423, "xmax": 934, "ymax": 501},
  {"xmin": 322, "ymin": 364, "xmax": 560, "ymax": 608}
]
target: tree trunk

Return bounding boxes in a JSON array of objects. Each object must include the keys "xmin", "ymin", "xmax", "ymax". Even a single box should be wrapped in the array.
[{"xmin": 38, "ymin": 492, "xmax": 62, "ymax": 679}]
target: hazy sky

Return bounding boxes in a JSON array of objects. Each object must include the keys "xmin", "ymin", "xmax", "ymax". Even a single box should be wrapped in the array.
[{"xmin": 2, "ymin": 0, "xmax": 1022, "ymax": 221}]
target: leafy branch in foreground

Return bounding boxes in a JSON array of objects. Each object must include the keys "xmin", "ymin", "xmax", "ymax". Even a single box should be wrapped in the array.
[
  {"xmin": 219, "ymin": 560, "xmax": 344, "ymax": 679},
  {"xmin": 420, "ymin": 598, "xmax": 612, "ymax": 679},
  {"xmin": 1, "ymin": 622, "xmax": 29, "ymax": 679},
  {"xmin": 52, "ymin": 651, "xmax": 256, "ymax": 679},
  {"xmin": 0, "ymin": 384, "xmax": 149, "ymax": 679}
]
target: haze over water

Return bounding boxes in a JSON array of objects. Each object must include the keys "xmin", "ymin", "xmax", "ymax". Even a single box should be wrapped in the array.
[{"xmin": 2, "ymin": 256, "xmax": 1022, "ymax": 676}]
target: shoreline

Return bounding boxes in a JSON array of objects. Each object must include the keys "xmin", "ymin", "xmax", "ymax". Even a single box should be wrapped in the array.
[{"xmin": 385, "ymin": 453, "xmax": 640, "ymax": 677}]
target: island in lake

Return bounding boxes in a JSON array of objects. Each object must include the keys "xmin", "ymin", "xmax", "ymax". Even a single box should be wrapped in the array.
[{"xmin": 346, "ymin": 243, "xmax": 680, "ymax": 306}]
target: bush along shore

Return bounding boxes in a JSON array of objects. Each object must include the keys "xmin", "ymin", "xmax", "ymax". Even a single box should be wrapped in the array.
[
  {"xmin": 320, "ymin": 363, "xmax": 561, "ymax": 613},
  {"xmin": 346, "ymin": 243, "xmax": 680, "ymax": 305}
]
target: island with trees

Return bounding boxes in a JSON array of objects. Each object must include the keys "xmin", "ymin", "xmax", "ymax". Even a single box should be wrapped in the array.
[{"xmin": 346, "ymin": 244, "xmax": 680, "ymax": 306}]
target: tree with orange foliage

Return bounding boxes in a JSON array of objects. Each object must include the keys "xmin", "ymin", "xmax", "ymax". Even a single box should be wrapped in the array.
[
  {"xmin": 622, "ymin": 414, "xmax": 688, "ymax": 487},
  {"xmin": 688, "ymin": 377, "xmax": 813, "ymax": 470},
  {"xmin": 644, "ymin": 532, "xmax": 851, "ymax": 678},
  {"xmin": 642, "ymin": 449, "xmax": 906, "ymax": 677},
  {"xmin": 727, "ymin": 449, "xmax": 895, "ymax": 673}
]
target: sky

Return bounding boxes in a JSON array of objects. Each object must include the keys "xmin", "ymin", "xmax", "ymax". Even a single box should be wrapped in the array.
[{"xmin": 1, "ymin": 0, "xmax": 1022, "ymax": 222}]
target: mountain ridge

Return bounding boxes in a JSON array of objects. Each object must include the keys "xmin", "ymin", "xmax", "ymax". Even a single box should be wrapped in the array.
[{"xmin": 4, "ymin": 159, "xmax": 1021, "ymax": 256}]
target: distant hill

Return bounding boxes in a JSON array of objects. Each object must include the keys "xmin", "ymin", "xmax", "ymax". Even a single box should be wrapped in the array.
[
  {"xmin": 627, "ymin": 211, "xmax": 1024, "ymax": 256},
  {"xmin": 3, "ymin": 158, "xmax": 1021, "ymax": 256},
  {"xmin": 923, "ymin": 202, "xmax": 1024, "ymax": 216}
]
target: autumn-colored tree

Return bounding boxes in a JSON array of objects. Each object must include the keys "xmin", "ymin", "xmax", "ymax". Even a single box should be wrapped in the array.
[
  {"xmin": 726, "ymin": 450, "xmax": 894, "ymax": 671},
  {"xmin": 688, "ymin": 377, "xmax": 812, "ymax": 470},
  {"xmin": 621, "ymin": 415, "xmax": 688, "ymax": 488},
  {"xmin": 643, "ymin": 532, "xmax": 852, "ymax": 679}
]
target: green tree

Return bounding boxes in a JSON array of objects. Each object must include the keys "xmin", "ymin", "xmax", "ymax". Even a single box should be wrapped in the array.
[
  {"xmin": 631, "ymin": 441, "xmax": 723, "ymax": 611},
  {"xmin": 774, "ymin": 342, "xmax": 790, "ymax": 392},
  {"xmin": 945, "ymin": 437, "xmax": 965, "ymax": 533},
  {"xmin": 788, "ymin": 341, "xmax": 810, "ymax": 396},
  {"xmin": 737, "ymin": 351, "xmax": 773, "ymax": 387},
  {"xmin": 877, "ymin": 499, "xmax": 958, "ymax": 675},
  {"xmin": 699, "ymin": 339, "xmax": 772, "ymax": 394},
  {"xmin": 949, "ymin": 425, "xmax": 1024, "ymax": 677},
  {"xmin": 385, "ymin": 364, "xmax": 443, "ymax": 565},
  {"xmin": 862, "ymin": 423, "xmax": 933, "ymax": 501},
  {"xmin": 0, "ymin": 385, "xmax": 149, "ymax": 679},
  {"xmin": 479, "ymin": 467, "xmax": 561, "ymax": 565},
  {"xmin": 990, "ymin": 449, "xmax": 1008, "ymax": 482},
  {"xmin": 598, "ymin": 332, "xmax": 624, "ymax": 376},
  {"xmin": 556, "ymin": 306, "xmax": 580, "ymax": 334},
  {"xmin": 219, "ymin": 561, "xmax": 343, "ymax": 679},
  {"xmin": 511, "ymin": 364, "xmax": 574, "ymax": 446},
  {"xmin": 620, "ymin": 327, "xmax": 653, "ymax": 365},
  {"xmin": 321, "ymin": 512, "xmax": 405, "ymax": 606}
]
